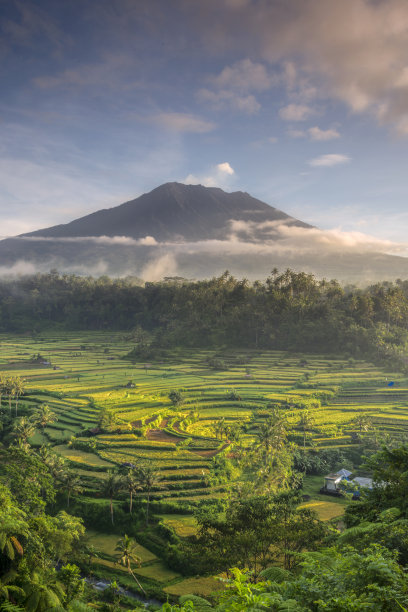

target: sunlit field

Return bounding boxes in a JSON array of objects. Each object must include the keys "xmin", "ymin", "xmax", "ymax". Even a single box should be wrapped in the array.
[{"xmin": 1, "ymin": 330, "xmax": 407, "ymax": 596}]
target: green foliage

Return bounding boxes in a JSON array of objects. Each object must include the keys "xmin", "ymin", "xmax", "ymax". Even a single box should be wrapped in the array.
[
  {"xmin": 187, "ymin": 491, "xmax": 327, "ymax": 577},
  {"xmin": 169, "ymin": 391, "xmax": 184, "ymax": 406}
]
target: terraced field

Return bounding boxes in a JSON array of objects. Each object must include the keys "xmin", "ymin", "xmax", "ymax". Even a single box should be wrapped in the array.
[{"xmin": 2, "ymin": 331, "xmax": 408, "ymax": 596}]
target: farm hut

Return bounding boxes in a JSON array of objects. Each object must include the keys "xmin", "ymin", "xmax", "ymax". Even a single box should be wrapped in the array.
[
  {"xmin": 353, "ymin": 476, "xmax": 373, "ymax": 489},
  {"xmin": 322, "ymin": 473, "xmax": 343, "ymax": 492},
  {"xmin": 336, "ymin": 468, "xmax": 352, "ymax": 479},
  {"xmin": 351, "ymin": 476, "xmax": 373, "ymax": 499}
]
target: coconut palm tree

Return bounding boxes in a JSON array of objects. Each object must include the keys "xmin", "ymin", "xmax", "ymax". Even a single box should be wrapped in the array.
[
  {"xmin": 115, "ymin": 535, "xmax": 145, "ymax": 594},
  {"xmin": 13, "ymin": 377, "xmax": 25, "ymax": 417},
  {"xmin": 63, "ymin": 472, "xmax": 83, "ymax": 508},
  {"xmin": 121, "ymin": 469, "xmax": 140, "ymax": 514},
  {"xmin": 5, "ymin": 377, "xmax": 15, "ymax": 416},
  {"xmin": 102, "ymin": 472, "xmax": 121, "ymax": 525},
  {"xmin": 353, "ymin": 414, "xmax": 373, "ymax": 433},
  {"xmin": 33, "ymin": 404, "xmax": 57, "ymax": 434},
  {"xmin": 257, "ymin": 411, "xmax": 287, "ymax": 455},
  {"xmin": 12, "ymin": 417, "xmax": 35, "ymax": 447},
  {"xmin": 135, "ymin": 463, "xmax": 162, "ymax": 526},
  {"xmin": 0, "ymin": 374, "xmax": 7, "ymax": 411},
  {"xmin": 298, "ymin": 411, "xmax": 315, "ymax": 449}
]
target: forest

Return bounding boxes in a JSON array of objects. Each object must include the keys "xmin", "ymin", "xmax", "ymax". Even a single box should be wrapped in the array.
[{"xmin": 1, "ymin": 269, "xmax": 408, "ymax": 364}]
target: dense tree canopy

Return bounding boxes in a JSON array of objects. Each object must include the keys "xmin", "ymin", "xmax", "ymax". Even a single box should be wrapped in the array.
[{"xmin": 2, "ymin": 270, "xmax": 408, "ymax": 371}]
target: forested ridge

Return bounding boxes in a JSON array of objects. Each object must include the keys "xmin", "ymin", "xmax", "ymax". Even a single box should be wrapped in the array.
[{"xmin": 1, "ymin": 269, "xmax": 408, "ymax": 366}]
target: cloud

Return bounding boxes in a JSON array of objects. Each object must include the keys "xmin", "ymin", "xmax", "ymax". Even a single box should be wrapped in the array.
[
  {"xmin": 287, "ymin": 126, "xmax": 341, "ymax": 140},
  {"xmin": 184, "ymin": 162, "xmax": 236, "ymax": 188},
  {"xmin": 189, "ymin": 0, "xmax": 408, "ymax": 134},
  {"xmin": 197, "ymin": 58, "xmax": 275, "ymax": 114},
  {"xmin": 197, "ymin": 88, "xmax": 261, "ymax": 114},
  {"xmin": 217, "ymin": 162, "xmax": 234, "ymax": 175},
  {"xmin": 223, "ymin": 218, "xmax": 408, "ymax": 256},
  {"xmin": 309, "ymin": 154, "xmax": 351, "ymax": 167},
  {"xmin": 18, "ymin": 235, "xmax": 158, "ymax": 245},
  {"xmin": 149, "ymin": 112, "xmax": 215, "ymax": 133},
  {"xmin": 32, "ymin": 55, "xmax": 136, "ymax": 91},
  {"xmin": 0, "ymin": 260, "xmax": 38, "ymax": 277},
  {"xmin": 308, "ymin": 126, "xmax": 340, "ymax": 141},
  {"xmin": 141, "ymin": 253, "xmax": 177, "ymax": 281},
  {"xmin": 211, "ymin": 58, "xmax": 274, "ymax": 92},
  {"xmin": 279, "ymin": 104, "xmax": 315, "ymax": 121}
]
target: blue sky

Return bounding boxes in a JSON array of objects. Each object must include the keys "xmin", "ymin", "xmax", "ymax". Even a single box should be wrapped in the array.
[{"xmin": 2, "ymin": 0, "xmax": 408, "ymax": 247}]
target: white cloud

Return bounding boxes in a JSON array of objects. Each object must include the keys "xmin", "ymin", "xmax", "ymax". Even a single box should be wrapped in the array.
[
  {"xmin": 279, "ymin": 104, "xmax": 315, "ymax": 121},
  {"xmin": 211, "ymin": 58, "xmax": 274, "ymax": 92},
  {"xmin": 141, "ymin": 254, "xmax": 177, "ymax": 282},
  {"xmin": 287, "ymin": 126, "xmax": 340, "ymax": 140},
  {"xmin": 217, "ymin": 162, "xmax": 234, "ymax": 175},
  {"xmin": 309, "ymin": 154, "xmax": 351, "ymax": 167},
  {"xmin": 150, "ymin": 112, "xmax": 215, "ymax": 133},
  {"xmin": 197, "ymin": 58, "xmax": 275, "ymax": 114},
  {"xmin": 197, "ymin": 88, "xmax": 261, "ymax": 114},
  {"xmin": 308, "ymin": 126, "xmax": 341, "ymax": 141},
  {"xmin": 184, "ymin": 162, "xmax": 236, "ymax": 188}
]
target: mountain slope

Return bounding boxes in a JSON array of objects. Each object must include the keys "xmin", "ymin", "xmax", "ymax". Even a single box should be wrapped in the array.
[
  {"xmin": 0, "ymin": 182, "xmax": 407, "ymax": 284},
  {"xmin": 22, "ymin": 182, "xmax": 311, "ymax": 241}
]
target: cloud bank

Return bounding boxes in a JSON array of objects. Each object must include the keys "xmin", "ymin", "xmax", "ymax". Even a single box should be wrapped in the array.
[{"xmin": 191, "ymin": 0, "xmax": 408, "ymax": 134}]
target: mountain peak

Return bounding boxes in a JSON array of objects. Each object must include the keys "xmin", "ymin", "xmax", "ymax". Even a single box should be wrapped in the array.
[{"xmin": 23, "ymin": 182, "xmax": 311, "ymax": 242}]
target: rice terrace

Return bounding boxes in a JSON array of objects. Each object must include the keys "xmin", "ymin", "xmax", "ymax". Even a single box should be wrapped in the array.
[{"xmin": 1, "ymin": 330, "xmax": 407, "ymax": 600}]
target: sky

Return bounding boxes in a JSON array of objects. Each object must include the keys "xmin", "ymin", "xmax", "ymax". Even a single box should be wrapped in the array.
[{"xmin": 2, "ymin": 0, "xmax": 408, "ymax": 244}]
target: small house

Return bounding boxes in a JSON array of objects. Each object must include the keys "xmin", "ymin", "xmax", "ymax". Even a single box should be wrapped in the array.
[
  {"xmin": 322, "ymin": 473, "xmax": 343, "ymax": 492},
  {"xmin": 336, "ymin": 468, "xmax": 352, "ymax": 479},
  {"xmin": 320, "ymin": 468, "xmax": 352, "ymax": 496},
  {"xmin": 353, "ymin": 476, "xmax": 373, "ymax": 489}
]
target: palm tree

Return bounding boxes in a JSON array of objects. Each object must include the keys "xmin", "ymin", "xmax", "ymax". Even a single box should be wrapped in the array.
[
  {"xmin": 63, "ymin": 472, "xmax": 83, "ymax": 508},
  {"xmin": 353, "ymin": 414, "xmax": 373, "ymax": 433},
  {"xmin": 102, "ymin": 472, "xmax": 121, "ymax": 525},
  {"xmin": 83, "ymin": 542, "xmax": 100, "ymax": 567},
  {"xmin": 121, "ymin": 469, "xmax": 140, "ymax": 514},
  {"xmin": 0, "ymin": 374, "xmax": 6, "ymax": 411},
  {"xmin": 257, "ymin": 411, "xmax": 287, "ymax": 454},
  {"xmin": 298, "ymin": 411, "xmax": 315, "ymax": 449},
  {"xmin": 38, "ymin": 445, "xmax": 66, "ymax": 483},
  {"xmin": 136, "ymin": 463, "xmax": 162, "ymax": 526},
  {"xmin": 115, "ymin": 535, "xmax": 145, "ymax": 594},
  {"xmin": 33, "ymin": 404, "xmax": 57, "ymax": 435},
  {"xmin": 13, "ymin": 377, "xmax": 25, "ymax": 417},
  {"xmin": 12, "ymin": 417, "xmax": 35, "ymax": 447},
  {"xmin": 5, "ymin": 377, "xmax": 15, "ymax": 416}
]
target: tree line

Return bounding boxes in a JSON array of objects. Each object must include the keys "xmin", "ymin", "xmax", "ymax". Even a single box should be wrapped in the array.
[{"xmin": 2, "ymin": 269, "xmax": 408, "ymax": 367}]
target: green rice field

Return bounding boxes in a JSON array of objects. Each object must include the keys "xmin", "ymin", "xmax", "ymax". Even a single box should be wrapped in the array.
[{"xmin": 1, "ymin": 331, "xmax": 407, "ymax": 597}]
